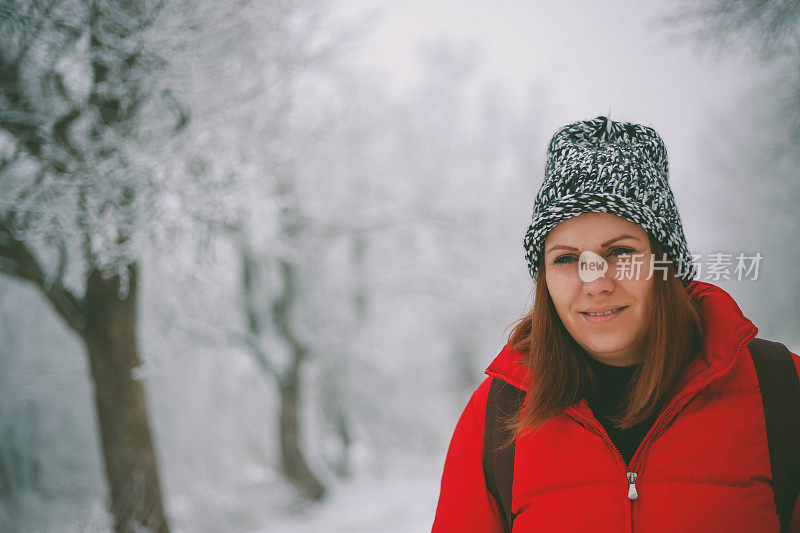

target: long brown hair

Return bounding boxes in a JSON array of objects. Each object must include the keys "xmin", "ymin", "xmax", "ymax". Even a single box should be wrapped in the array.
[{"xmin": 503, "ymin": 237, "xmax": 704, "ymax": 441}]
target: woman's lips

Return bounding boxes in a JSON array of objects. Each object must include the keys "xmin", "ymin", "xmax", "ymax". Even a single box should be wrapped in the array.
[{"xmin": 580, "ymin": 306, "xmax": 627, "ymax": 324}]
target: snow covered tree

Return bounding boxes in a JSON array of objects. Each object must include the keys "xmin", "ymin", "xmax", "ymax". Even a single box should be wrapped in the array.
[
  {"xmin": 163, "ymin": 0, "xmax": 362, "ymax": 501},
  {"xmin": 0, "ymin": 0, "xmax": 190, "ymax": 530},
  {"xmin": 660, "ymin": 1, "xmax": 800, "ymax": 335}
]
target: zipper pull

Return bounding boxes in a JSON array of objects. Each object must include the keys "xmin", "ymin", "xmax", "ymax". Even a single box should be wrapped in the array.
[{"xmin": 627, "ymin": 472, "xmax": 638, "ymax": 500}]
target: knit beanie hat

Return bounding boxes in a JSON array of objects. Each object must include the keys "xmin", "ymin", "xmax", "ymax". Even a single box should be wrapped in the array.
[{"xmin": 522, "ymin": 115, "xmax": 696, "ymax": 287}]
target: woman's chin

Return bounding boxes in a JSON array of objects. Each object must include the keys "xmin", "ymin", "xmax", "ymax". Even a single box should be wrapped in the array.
[{"xmin": 580, "ymin": 339, "xmax": 638, "ymax": 363}]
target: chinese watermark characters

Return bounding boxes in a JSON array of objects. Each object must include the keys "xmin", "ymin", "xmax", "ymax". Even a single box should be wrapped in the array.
[{"xmin": 582, "ymin": 252, "xmax": 764, "ymax": 282}]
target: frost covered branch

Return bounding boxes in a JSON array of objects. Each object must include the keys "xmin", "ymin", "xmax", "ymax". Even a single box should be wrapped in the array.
[{"xmin": 0, "ymin": 219, "xmax": 85, "ymax": 332}]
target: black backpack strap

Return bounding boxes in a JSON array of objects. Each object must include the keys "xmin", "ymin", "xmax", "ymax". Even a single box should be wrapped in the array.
[
  {"xmin": 483, "ymin": 378, "xmax": 525, "ymax": 533},
  {"xmin": 749, "ymin": 337, "xmax": 800, "ymax": 532}
]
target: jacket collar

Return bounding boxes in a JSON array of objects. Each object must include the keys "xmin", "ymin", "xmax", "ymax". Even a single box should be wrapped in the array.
[{"xmin": 485, "ymin": 280, "xmax": 758, "ymax": 395}]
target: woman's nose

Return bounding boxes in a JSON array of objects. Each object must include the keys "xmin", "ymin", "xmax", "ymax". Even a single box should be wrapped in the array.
[{"xmin": 582, "ymin": 274, "xmax": 615, "ymax": 296}]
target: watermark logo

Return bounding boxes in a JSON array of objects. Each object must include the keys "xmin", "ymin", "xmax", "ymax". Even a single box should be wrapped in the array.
[
  {"xmin": 615, "ymin": 252, "xmax": 763, "ymax": 281},
  {"xmin": 570, "ymin": 251, "xmax": 763, "ymax": 282},
  {"xmin": 578, "ymin": 250, "xmax": 608, "ymax": 282}
]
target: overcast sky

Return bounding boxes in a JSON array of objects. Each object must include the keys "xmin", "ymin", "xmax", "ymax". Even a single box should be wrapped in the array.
[{"xmin": 336, "ymin": 0, "xmax": 769, "ymax": 186}]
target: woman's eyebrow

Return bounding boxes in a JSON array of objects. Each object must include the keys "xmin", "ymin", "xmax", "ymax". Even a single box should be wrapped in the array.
[{"xmin": 545, "ymin": 234, "xmax": 641, "ymax": 253}]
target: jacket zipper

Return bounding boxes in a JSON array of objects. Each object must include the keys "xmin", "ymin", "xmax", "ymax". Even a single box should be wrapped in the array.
[
  {"xmin": 628, "ymin": 472, "xmax": 637, "ymax": 533},
  {"xmin": 627, "ymin": 472, "xmax": 638, "ymax": 499},
  {"xmin": 564, "ymin": 406, "xmax": 636, "ymax": 525},
  {"xmin": 564, "ymin": 328, "xmax": 756, "ymax": 533}
]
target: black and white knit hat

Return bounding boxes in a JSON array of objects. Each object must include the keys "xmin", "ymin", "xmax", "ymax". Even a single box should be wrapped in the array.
[{"xmin": 523, "ymin": 115, "xmax": 696, "ymax": 287}]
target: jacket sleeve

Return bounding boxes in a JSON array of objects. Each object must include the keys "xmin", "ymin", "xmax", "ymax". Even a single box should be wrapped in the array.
[
  {"xmin": 790, "ymin": 351, "xmax": 800, "ymax": 532},
  {"xmin": 432, "ymin": 376, "xmax": 506, "ymax": 533}
]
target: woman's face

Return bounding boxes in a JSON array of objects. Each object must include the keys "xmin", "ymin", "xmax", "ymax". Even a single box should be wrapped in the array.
[{"xmin": 543, "ymin": 212, "xmax": 655, "ymax": 367}]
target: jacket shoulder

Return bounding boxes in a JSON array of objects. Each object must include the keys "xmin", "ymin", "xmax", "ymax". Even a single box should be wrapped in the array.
[
  {"xmin": 433, "ymin": 376, "xmax": 506, "ymax": 532},
  {"xmin": 485, "ymin": 343, "xmax": 529, "ymax": 391}
]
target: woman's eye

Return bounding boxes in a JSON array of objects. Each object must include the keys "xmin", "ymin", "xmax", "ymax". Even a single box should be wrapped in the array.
[
  {"xmin": 553, "ymin": 248, "xmax": 634, "ymax": 265},
  {"xmin": 609, "ymin": 247, "xmax": 634, "ymax": 257}
]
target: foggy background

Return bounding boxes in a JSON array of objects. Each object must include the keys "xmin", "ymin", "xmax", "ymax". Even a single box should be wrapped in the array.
[{"xmin": 1, "ymin": 0, "xmax": 798, "ymax": 531}]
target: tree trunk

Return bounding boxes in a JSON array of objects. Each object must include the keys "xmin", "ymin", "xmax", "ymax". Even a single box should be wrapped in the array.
[
  {"xmin": 239, "ymin": 242, "xmax": 326, "ymax": 500},
  {"xmin": 82, "ymin": 264, "xmax": 170, "ymax": 532},
  {"xmin": 279, "ymin": 361, "xmax": 325, "ymax": 501},
  {"xmin": 330, "ymin": 396, "xmax": 352, "ymax": 478}
]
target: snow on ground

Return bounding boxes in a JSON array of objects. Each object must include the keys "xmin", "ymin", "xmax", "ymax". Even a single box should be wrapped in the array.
[
  {"xmin": 4, "ymin": 462, "xmax": 441, "ymax": 533},
  {"xmin": 265, "ymin": 466, "xmax": 440, "ymax": 533}
]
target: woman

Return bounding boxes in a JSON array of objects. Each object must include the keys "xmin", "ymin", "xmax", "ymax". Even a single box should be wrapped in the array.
[{"xmin": 432, "ymin": 116, "xmax": 800, "ymax": 532}]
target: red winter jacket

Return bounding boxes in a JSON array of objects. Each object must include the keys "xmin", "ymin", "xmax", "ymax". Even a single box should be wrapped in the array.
[{"xmin": 433, "ymin": 281, "xmax": 800, "ymax": 532}]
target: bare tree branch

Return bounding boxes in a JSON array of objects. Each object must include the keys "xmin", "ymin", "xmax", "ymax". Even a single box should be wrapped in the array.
[
  {"xmin": 240, "ymin": 240, "xmax": 261, "ymax": 334},
  {"xmin": 0, "ymin": 220, "xmax": 85, "ymax": 332},
  {"xmin": 660, "ymin": 0, "xmax": 800, "ymax": 62},
  {"xmin": 5, "ymin": 166, "xmax": 48, "ymax": 233},
  {"xmin": 0, "ymin": 139, "xmax": 24, "ymax": 176},
  {"xmin": 160, "ymin": 88, "xmax": 190, "ymax": 132},
  {"xmin": 9, "ymin": 0, "xmax": 61, "ymax": 73},
  {"xmin": 230, "ymin": 331, "xmax": 283, "ymax": 383}
]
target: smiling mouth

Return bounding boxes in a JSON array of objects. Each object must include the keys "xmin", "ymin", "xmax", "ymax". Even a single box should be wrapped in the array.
[{"xmin": 580, "ymin": 306, "xmax": 627, "ymax": 317}]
